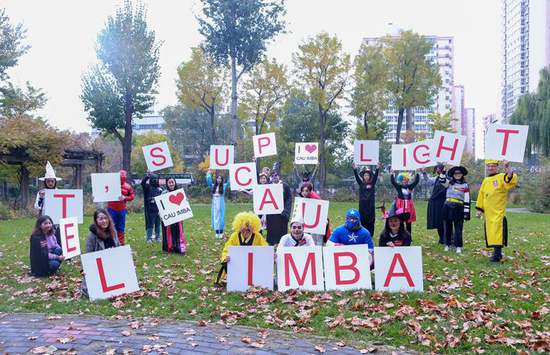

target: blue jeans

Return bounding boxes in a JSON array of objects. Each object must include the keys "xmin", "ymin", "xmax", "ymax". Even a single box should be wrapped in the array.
[
  {"xmin": 107, "ymin": 207, "xmax": 127, "ymax": 233},
  {"xmin": 146, "ymin": 215, "xmax": 161, "ymax": 241},
  {"xmin": 48, "ymin": 247, "xmax": 63, "ymax": 272}
]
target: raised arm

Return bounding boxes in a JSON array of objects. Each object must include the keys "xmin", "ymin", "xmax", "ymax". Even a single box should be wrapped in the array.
[
  {"xmin": 390, "ymin": 171, "xmax": 400, "ymax": 189},
  {"xmin": 408, "ymin": 173, "xmax": 421, "ymax": 189},
  {"xmin": 309, "ymin": 164, "xmax": 318, "ymax": 185},
  {"xmin": 206, "ymin": 171, "xmax": 214, "ymax": 188}
]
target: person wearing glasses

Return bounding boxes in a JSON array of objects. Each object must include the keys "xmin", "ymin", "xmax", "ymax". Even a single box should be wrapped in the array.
[{"xmin": 265, "ymin": 165, "xmax": 293, "ymax": 245}]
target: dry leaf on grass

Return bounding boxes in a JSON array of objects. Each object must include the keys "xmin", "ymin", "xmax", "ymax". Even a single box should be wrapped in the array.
[{"xmin": 314, "ymin": 345, "xmax": 326, "ymax": 353}]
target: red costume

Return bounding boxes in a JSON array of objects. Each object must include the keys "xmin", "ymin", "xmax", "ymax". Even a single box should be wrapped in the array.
[{"xmin": 106, "ymin": 171, "xmax": 134, "ymax": 245}]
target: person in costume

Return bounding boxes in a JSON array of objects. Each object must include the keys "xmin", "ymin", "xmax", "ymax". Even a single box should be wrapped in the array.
[
  {"xmin": 475, "ymin": 159, "xmax": 517, "ymax": 263},
  {"xmin": 390, "ymin": 169, "xmax": 420, "ymax": 233},
  {"xmin": 34, "ymin": 161, "xmax": 63, "ymax": 244},
  {"xmin": 352, "ymin": 162, "xmax": 381, "ymax": 237},
  {"xmin": 106, "ymin": 170, "xmax": 134, "ymax": 245},
  {"xmin": 207, "ymin": 171, "xmax": 231, "ymax": 239},
  {"xmin": 327, "ymin": 208, "xmax": 374, "ymax": 268},
  {"xmin": 265, "ymin": 164, "xmax": 293, "ymax": 245},
  {"xmin": 422, "ymin": 163, "xmax": 447, "ymax": 244},
  {"xmin": 215, "ymin": 212, "xmax": 268, "ymax": 286},
  {"xmin": 29, "ymin": 215, "xmax": 65, "ymax": 277},
  {"xmin": 82, "ymin": 209, "xmax": 121, "ymax": 298},
  {"xmin": 293, "ymin": 162, "xmax": 318, "ymax": 194},
  {"xmin": 241, "ymin": 172, "xmax": 269, "ymax": 232},
  {"xmin": 298, "ymin": 182, "xmax": 331, "ymax": 245},
  {"xmin": 160, "ymin": 177, "xmax": 186, "ymax": 254},
  {"xmin": 379, "ymin": 202, "xmax": 412, "ymax": 247},
  {"xmin": 441, "ymin": 165, "xmax": 470, "ymax": 253},
  {"xmin": 278, "ymin": 214, "xmax": 314, "ymax": 248},
  {"xmin": 141, "ymin": 171, "xmax": 163, "ymax": 243}
]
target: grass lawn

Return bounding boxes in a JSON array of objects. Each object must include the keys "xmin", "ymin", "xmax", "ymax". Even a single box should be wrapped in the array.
[{"xmin": 0, "ymin": 201, "xmax": 549, "ymax": 353}]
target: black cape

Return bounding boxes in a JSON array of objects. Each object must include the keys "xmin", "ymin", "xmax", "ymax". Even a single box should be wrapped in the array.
[
  {"xmin": 427, "ymin": 177, "xmax": 447, "ymax": 230},
  {"xmin": 141, "ymin": 175, "xmax": 163, "ymax": 229},
  {"xmin": 29, "ymin": 233, "xmax": 50, "ymax": 277},
  {"xmin": 354, "ymin": 168, "xmax": 379, "ymax": 226},
  {"xmin": 266, "ymin": 181, "xmax": 293, "ymax": 245}
]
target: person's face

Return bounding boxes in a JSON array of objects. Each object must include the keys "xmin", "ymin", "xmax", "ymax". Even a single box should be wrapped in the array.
[
  {"xmin": 301, "ymin": 187, "xmax": 310, "ymax": 197},
  {"xmin": 263, "ymin": 167, "xmax": 270, "ymax": 176},
  {"xmin": 271, "ymin": 173, "xmax": 280, "ymax": 183},
  {"xmin": 388, "ymin": 217, "xmax": 400, "ymax": 231},
  {"xmin": 347, "ymin": 217, "xmax": 358, "ymax": 225},
  {"xmin": 216, "ymin": 176, "xmax": 223, "ymax": 184},
  {"xmin": 167, "ymin": 179, "xmax": 176, "ymax": 190},
  {"xmin": 96, "ymin": 212, "xmax": 110, "ymax": 230},
  {"xmin": 41, "ymin": 219, "xmax": 53, "ymax": 233},
  {"xmin": 362, "ymin": 173, "xmax": 371, "ymax": 183},
  {"xmin": 290, "ymin": 223, "xmax": 304, "ymax": 238},
  {"xmin": 453, "ymin": 171, "xmax": 463, "ymax": 180},
  {"xmin": 45, "ymin": 178, "xmax": 56, "ymax": 189},
  {"xmin": 487, "ymin": 164, "xmax": 499, "ymax": 175},
  {"xmin": 400, "ymin": 179, "xmax": 408, "ymax": 186},
  {"xmin": 241, "ymin": 223, "xmax": 252, "ymax": 239},
  {"xmin": 259, "ymin": 175, "xmax": 267, "ymax": 184}
]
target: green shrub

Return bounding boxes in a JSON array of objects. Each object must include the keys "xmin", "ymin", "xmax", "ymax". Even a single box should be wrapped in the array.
[{"xmin": 523, "ymin": 171, "xmax": 550, "ymax": 213}]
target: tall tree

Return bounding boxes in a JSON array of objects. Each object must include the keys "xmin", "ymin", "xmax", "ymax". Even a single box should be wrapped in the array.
[
  {"xmin": 0, "ymin": 8, "xmax": 30, "ymax": 80},
  {"xmin": 510, "ymin": 66, "xmax": 550, "ymax": 158},
  {"xmin": 383, "ymin": 30, "xmax": 441, "ymax": 143},
  {"xmin": 293, "ymin": 32, "xmax": 351, "ymax": 187},
  {"xmin": 0, "ymin": 82, "xmax": 46, "ymax": 118},
  {"xmin": 350, "ymin": 42, "xmax": 388, "ymax": 137},
  {"xmin": 81, "ymin": 0, "xmax": 161, "ymax": 176},
  {"xmin": 196, "ymin": 0, "xmax": 286, "ymax": 147},
  {"xmin": 427, "ymin": 110, "xmax": 456, "ymax": 133},
  {"xmin": 241, "ymin": 57, "xmax": 290, "ymax": 171},
  {"xmin": 176, "ymin": 47, "xmax": 227, "ymax": 145}
]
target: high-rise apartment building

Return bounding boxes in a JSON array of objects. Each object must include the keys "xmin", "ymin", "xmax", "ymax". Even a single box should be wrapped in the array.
[
  {"xmin": 465, "ymin": 108, "xmax": 475, "ymax": 154},
  {"xmin": 362, "ymin": 35, "xmax": 455, "ymax": 141},
  {"xmin": 501, "ymin": 0, "xmax": 550, "ymax": 122}
]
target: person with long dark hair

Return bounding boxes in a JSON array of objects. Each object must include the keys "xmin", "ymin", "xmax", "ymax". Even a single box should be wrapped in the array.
[
  {"xmin": 379, "ymin": 203, "xmax": 412, "ymax": 247},
  {"xmin": 441, "ymin": 165, "xmax": 471, "ymax": 254},
  {"xmin": 207, "ymin": 171, "xmax": 231, "ymax": 239},
  {"xmin": 352, "ymin": 162, "xmax": 380, "ymax": 237},
  {"xmin": 141, "ymin": 170, "xmax": 163, "ymax": 243},
  {"xmin": 82, "ymin": 209, "xmax": 121, "ymax": 298},
  {"xmin": 29, "ymin": 215, "xmax": 65, "ymax": 277},
  {"xmin": 161, "ymin": 178, "xmax": 186, "ymax": 254}
]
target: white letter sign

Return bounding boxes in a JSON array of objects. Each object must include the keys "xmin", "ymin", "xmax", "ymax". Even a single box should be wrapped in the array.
[
  {"xmin": 142, "ymin": 142, "xmax": 174, "ymax": 172},
  {"xmin": 430, "ymin": 131, "xmax": 466, "ymax": 165},
  {"xmin": 253, "ymin": 184, "xmax": 284, "ymax": 215},
  {"xmin": 154, "ymin": 188, "xmax": 193, "ymax": 226},
  {"xmin": 229, "ymin": 163, "xmax": 257, "ymax": 191},
  {"xmin": 408, "ymin": 140, "xmax": 436, "ymax": 169},
  {"xmin": 391, "ymin": 144, "xmax": 410, "ymax": 171},
  {"xmin": 91, "ymin": 173, "xmax": 122, "ymax": 203},
  {"xmin": 485, "ymin": 124, "xmax": 529, "ymax": 163},
  {"xmin": 277, "ymin": 246, "xmax": 324, "ymax": 291},
  {"xmin": 292, "ymin": 197, "xmax": 329, "ymax": 235},
  {"xmin": 353, "ymin": 140, "xmax": 379, "ymax": 166},
  {"xmin": 44, "ymin": 189, "xmax": 83, "ymax": 224},
  {"xmin": 227, "ymin": 246, "xmax": 274, "ymax": 292},
  {"xmin": 295, "ymin": 142, "xmax": 319, "ymax": 165},
  {"xmin": 210, "ymin": 145, "xmax": 235, "ymax": 170},
  {"xmin": 59, "ymin": 217, "xmax": 81, "ymax": 259},
  {"xmin": 374, "ymin": 246, "xmax": 423, "ymax": 292},
  {"xmin": 323, "ymin": 245, "xmax": 372, "ymax": 291},
  {"xmin": 253, "ymin": 132, "xmax": 277, "ymax": 158},
  {"xmin": 81, "ymin": 245, "xmax": 140, "ymax": 301}
]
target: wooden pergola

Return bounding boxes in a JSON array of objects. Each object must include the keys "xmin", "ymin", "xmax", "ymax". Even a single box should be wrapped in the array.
[{"xmin": 0, "ymin": 148, "xmax": 104, "ymax": 209}]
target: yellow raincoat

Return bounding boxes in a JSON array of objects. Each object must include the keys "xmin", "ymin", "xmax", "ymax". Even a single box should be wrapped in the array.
[{"xmin": 475, "ymin": 172, "xmax": 518, "ymax": 246}]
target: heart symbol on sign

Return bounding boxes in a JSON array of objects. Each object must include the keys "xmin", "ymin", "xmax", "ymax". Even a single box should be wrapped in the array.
[
  {"xmin": 169, "ymin": 192, "xmax": 185, "ymax": 206},
  {"xmin": 305, "ymin": 144, "xmax": 317, "ymax": 154}
]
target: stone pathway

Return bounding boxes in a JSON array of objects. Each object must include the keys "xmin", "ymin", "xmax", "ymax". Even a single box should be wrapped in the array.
[{"xmin": 0, "ymin": 313, "xmax": 409, "ymax": 354}]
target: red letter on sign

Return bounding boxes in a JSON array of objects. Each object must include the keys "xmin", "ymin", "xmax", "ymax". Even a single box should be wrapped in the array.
[
  {"xmin": 235, "ymin": 166, "xmax": 252, "ymax": 187},
  {"xmin": 150, "ymin": 147, "xmax": 167, "ymax": 166},
  {"xmin": 302, "ymin": 203, "xmax": 321, "ymax": 229},
  {"xmin": 412, "ymin": 144, "xmax": 430, "ymax": 165},
  {"xmin": 64, "ymin": 223, "xmax": 76, "ymax": 253},
  {"xmin": 258, "ymin": 137, "xmax": 271, "ymax": 155},
  {"xmin": 359, "ymin": 144, "xmax": 372, "ymax": 163},
  {"xmin": 53, "ymin": 194, "xmax": 76, "ymax": 219},
  {"xmin": 284, "ymin": 253, "xmax": 317, "ymax": 286},
  {"xmin": 496, "ymin": 129, "xmax": 520, "ymax": 155},
  {"xmin": 383, "ymin": 253, "xmax": 414, "ymax": 287},
  {"xmin": 259, "ymin": 188, "xmax": 279, "ymax": 211},
  {"xmin": 334, "ymin": 252, "xmax": 360, "ymax": 285},
  {"xmin": 402, "ymin": 146, "xmax": 407, "ymax": 167},
  {"xmin": 96, "ymin": 258, "xmax": 125, "ymax": 292},
  {"xmin": 215, "ymin": 148, "xmax": 229, "ymax": 167},
  {"xmin": 247, "ymin": 253, "xmax": 253, "ymax": 286},
  {"xmin": 436, "ymin": 136, "xmax": 459, "ymax": 161}
]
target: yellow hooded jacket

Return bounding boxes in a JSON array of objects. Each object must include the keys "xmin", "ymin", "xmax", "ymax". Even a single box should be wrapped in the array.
[
  {"xmin": 220, "ymin": 231, "xmax": 268, "ymax": 262},
  {"xmin": 475, "ymin": 172, "xmax": 517, "ymax": 246}
]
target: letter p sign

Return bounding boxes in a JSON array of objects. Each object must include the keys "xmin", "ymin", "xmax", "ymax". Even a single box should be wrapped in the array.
[{"xmin": 253, "ymin": 132, "xmax": 277, "ymax": 158}]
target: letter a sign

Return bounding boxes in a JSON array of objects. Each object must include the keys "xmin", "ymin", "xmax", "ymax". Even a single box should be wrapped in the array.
[
  {"xmin": 142, "ymin": 142, "xmax": 174, "ymax": 172},
  {"xmin": 210, "ymin": 145, "xmax": 235, "ymax": 170},
  {"xmin": 374, "ymin": 246, "xmax": 423, "ymax": 292},
  {"xmin": 253, "ymin": 184, "xmax": 284, "ymax": 215}
]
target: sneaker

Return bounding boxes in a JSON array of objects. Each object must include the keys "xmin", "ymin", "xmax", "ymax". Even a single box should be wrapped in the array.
[
  {"xmin": 456, "ymin": 248, "xmax": 462, "ymax": 254},
  {"xmin": 489, "ymin": 255, "xmax": 501, "ymax": 263},
  {"xmin": 155, "ymin": 238, "xmax": 161, "ymax": 243},
  {"xmin": 444, "ymin": 246, "xmax": 450, "ymax": 252},
  {"xmin": 147, "ymin": 240, "xmax": 153, "ymax": 244}
]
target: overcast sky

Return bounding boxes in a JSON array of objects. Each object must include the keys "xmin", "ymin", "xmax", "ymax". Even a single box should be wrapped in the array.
[{"xmin": 4, "ymin": 0, "xmax": 500, "ymax": 157}]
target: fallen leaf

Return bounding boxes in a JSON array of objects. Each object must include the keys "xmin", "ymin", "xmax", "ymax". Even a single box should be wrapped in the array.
[
  {"xmin": 241, "ymin": 337, "xmax": 251, "ymax": 344},
  {"xmin": 336, "ymin": 341, "xmax": 346, "ymax": 347},
  {"xmin": 314, "ymin": 345, "xmax": 326, "ymax": 353},
  {"xmin": 57, "ymin": 335, "xmax": 75, "ymax": 344},
  {"xmin": 122, "ymin": 331, "xmax": 132, "ymax": 337},
  {"xmin": 197, "ymin": 320, "xmax": 208, "ymax": 326},
  {"xmin": 105, "ymin": 349, "xmax": 116, "ymax": 355}
]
